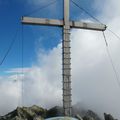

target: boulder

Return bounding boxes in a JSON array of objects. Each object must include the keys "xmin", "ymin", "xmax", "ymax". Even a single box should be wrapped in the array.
[
  {"xmin": 104, "ymin": 113, "xmax": 116, "ymax": 120},
  {"xmin": 75, "ymin": 114, "xmax": 83, "ymax": 120},
  {"xmin": 83, "ymin": 116, "xmax": 95, "ymax": 120},
  {"xmin": 83, "ymin": 110, "xmax": 101, "ymax": 120},
  {"xmin": 47, "ymin": 106, "xmax": 64, "ymax": 118}
]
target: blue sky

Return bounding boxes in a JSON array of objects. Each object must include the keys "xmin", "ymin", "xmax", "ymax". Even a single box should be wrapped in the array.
[{"xmin": 0, "ymin": 0, "xmax": 97, "ymax": 74}]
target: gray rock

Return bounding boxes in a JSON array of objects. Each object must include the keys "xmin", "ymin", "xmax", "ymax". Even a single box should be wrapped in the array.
[
  {"xmin": 84, "ymin": 110, "xmax": 101, "ymax": 120},
  {"xmin": 75, "ymin": 114, "xmax": 83, "ymax": 120},
  {"xmin": 83, "ymin": 116, "xmax": 95, "ymax": 120},
  {"xmin": 0, "ymin": 105, "xmax": 118, "ymax": 120},
  {"xmin": 47, "ymin": 106, "xmax": 64, "ymax": 118},
  {"xmin": 104, "ymin": 113, "xmax": 116, "ymax": 120},
  {"xmin": 0, "ymin": 105, "xmax": 47, "ymax": 120}
]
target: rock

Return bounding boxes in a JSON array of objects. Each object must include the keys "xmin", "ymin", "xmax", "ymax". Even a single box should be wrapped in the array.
[
  {"xmin": 83, "ymin": 116, "xmax": 95, "ymax": 120},
  {"xmin": 0, "ymin": 105, "xmax": 47, "ymax": 120},
  {"xmin": 104, "ymin": 113, "xmax": 116, "ymax": 120},
  {"xmin": 47, "ymin": 106, "xmax": 64, "ymax": 118},
  {"xmin": 33, "ymin": 116, "xmax": 44, "ymax": 120},
  {"xmin": 75, "ymin": 114, "xmax": 83, "ymax": 120},
  {"xmin": 0, "ymin": 105, "xmax": 118, "ymax": 120},
  {"xmin": 72, "ymin": 106, "xmax": 86, "ymax": 117},
  {"xmin": 83, "ymin": 110, "xmax": 101, "ymax": 120}
]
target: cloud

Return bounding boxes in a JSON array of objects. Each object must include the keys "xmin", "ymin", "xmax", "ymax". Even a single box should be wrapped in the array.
[
  {"xmin": 71, "ymin": 29, "xmax": 120, "ymax": 119},
  {"xmin": 102, "ymin": 0, "xmax": 120, "ymax": 20},
  {"xmin": 6, "ymin": 68, "xmax": 30, "ymax": 74},
  {"xmin": 0, "ymin": 80, "xmax": 21, "ymax": 115},
  {"xmin": 0, "ymin": 0, "xmax": 120, "ymax": 119},
  {"xmin": 22, "ymin": 44, "xmax": 62, "ymax": 108},
  {"xmin": 0, "ymin": 44, "xmax": 62, "ymax": 115}
]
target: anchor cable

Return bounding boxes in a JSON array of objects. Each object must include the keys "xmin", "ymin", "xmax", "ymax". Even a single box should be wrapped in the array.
[
  {"xmin": 71, "ymin": 0, "xmax": 120, "ymax": 42},
  {"xmin": 0, "ymin": 28, "xmax": 19, "ymax": 66},
  {"xmin": 71, "ymin": 0, "xmax": 103, "ymax": 24},
  {"xmin": 21, "ymin": 24, "xmax": 24, "ymax": 106},
  {"xmin": 24, "ymin": 0, "xmax": 57, "ymax": 16},
  {"xmin": 102, "ymin": 32, "xmax": 120, "ymax": 88}
]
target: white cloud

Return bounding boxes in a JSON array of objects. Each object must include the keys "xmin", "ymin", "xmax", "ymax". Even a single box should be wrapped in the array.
[
  {"xmin": 22, "ymin": 44, "xmax": 62, "ymax": 108},
  {"xmin": 0, "ymin": 0, "xmax": 120, "ymax": 119},
  {"xmin": 6, "ymin": 68, "xmax": 30, "ymax": 74},
  {"xmin": 71, "ymin": 29, "xmax": 120, "ymax": 119},
  {"xmin": 0, "ymin": 80, "xmax": 21, "ymax": 115},
  {"xmin": 0, "ymin": 44, "xmax": 62, "ymax": 115},
  {"xmin": 103, "ymin": 0, "xmax": 120, "ymax": 20}
]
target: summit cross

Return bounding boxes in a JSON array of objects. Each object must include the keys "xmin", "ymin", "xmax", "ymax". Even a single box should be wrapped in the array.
[{"xmin": 21, "ymin": 0, "xmax": 106, "ymax": 116}]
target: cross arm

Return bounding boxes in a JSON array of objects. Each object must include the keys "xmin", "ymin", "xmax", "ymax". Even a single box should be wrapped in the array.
[
  {"xmin": 70, "ymin": 21, "xmax": 106, "ymax": 31},
  {"xmin": 21, "ymin": 17, "xmax": 106, "ymax": 31},
  {"xmin": 21, "ymin": 17, "xmax": 63, "ymax": 27}
]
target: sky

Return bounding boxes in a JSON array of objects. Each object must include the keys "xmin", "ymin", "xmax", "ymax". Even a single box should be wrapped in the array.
[{"xmin": 0, "ymin": 0, "xmax": 120, "ymax": 119}]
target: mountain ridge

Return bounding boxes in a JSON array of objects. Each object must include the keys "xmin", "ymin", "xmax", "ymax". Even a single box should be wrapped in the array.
[{"xmin": 0, "ymin": 105, "xmax": 117, "ymax": 120}]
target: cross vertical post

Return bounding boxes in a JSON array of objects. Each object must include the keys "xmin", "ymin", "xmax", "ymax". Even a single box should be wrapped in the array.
[{"xmin": 63, "ymin": 0, "xmax": 72, "ymax": 116}]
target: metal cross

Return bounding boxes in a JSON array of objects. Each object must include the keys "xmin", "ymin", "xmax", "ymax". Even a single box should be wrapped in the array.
[{"xmin": 21, "ymin": 0, "xmax": 106, "ymax": 116}]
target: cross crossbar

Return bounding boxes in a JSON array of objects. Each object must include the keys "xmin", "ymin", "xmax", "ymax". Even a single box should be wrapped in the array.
[{"xmin": 22, "ymin": 17, "xmax": 106, "ymax": 31}]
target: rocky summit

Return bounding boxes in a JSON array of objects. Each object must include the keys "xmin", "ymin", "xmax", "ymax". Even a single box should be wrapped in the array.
[
  {"xmin": 0, "ymin": 105, "xmax": 117, "ymax": 120},
  {"xmin": 0, "ymin": 105, "xmax": 47, "ymax": 120}
]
